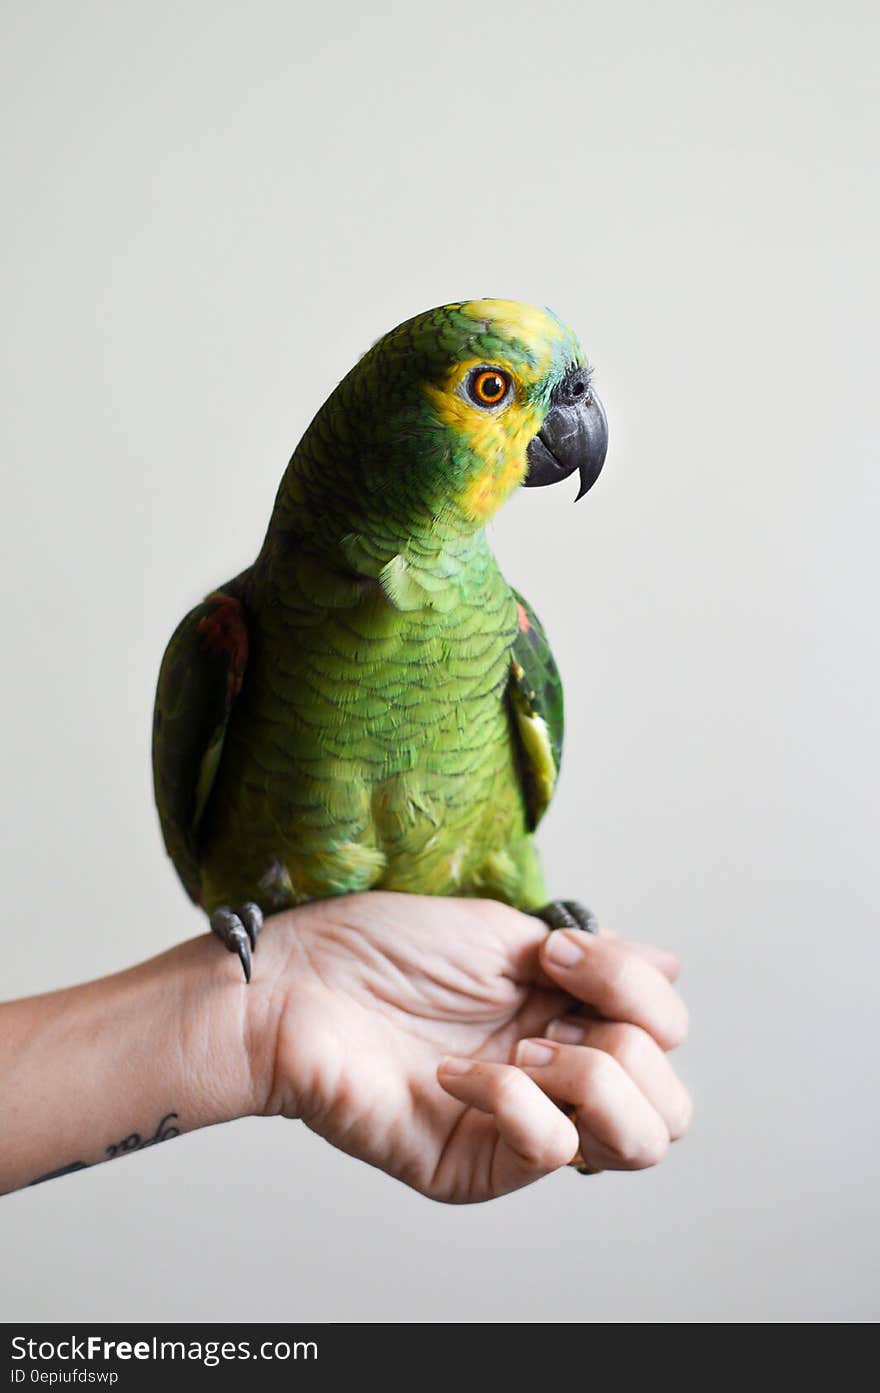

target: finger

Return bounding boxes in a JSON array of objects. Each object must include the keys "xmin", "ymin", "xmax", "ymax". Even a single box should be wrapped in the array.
[
  {"xmin": 539, "ymin": 932, "xmax": 689, "ymax": 1050},
  {"xmin": 437, "ymin": 1057, "xmax": 579, "ymax": 1192},
  {"xmin": 545, "ymin": 1019, "xmax": 692, "ymax": 1139},
  {"xmin": 618, "ymin": 941, "xmax": 680, "ymax": 982},
  {"xmin": 535, "ymin": 922, "xmax": 680, "ymax": 983},
  {"xmin": 515, "ymin": 1038, "xmax": 670, "ymax": 1171}
]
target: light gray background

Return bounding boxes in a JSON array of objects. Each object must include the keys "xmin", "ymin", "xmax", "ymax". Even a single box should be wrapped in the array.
[{"xmin": 1, "ymin": 0, "xmax": 877, "ymax": 1323}]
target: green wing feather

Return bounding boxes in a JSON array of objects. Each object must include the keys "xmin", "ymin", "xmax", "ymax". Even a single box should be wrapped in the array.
[
  {"xmin": 151, "ymin": 577, "xmax": 251, "ymax": 904},
  {"xmin": 508, "ymin": 590, "xmax": 564, "ymax": 831}
]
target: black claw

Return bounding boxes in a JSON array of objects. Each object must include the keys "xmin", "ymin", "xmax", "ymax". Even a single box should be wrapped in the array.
[
  {"xmin": 236, "ymin": 933, "xmax": 252, "ymax": 984},
  {"xmin": 238, "ymin": 902, "xmax": 263, "ymax": 952},
  {"xmin": 210, "ymin": 906, "xmax": 257, "ymax": 983},
  {"xmin": 532, "ymin": 900, "xmax": 599, "ymax": 934}
]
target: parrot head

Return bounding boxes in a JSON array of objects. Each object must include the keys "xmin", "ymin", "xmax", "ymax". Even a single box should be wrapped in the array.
[{"xmin": 279, "ymin": 299, "xmax": 607, "ymax": 555}]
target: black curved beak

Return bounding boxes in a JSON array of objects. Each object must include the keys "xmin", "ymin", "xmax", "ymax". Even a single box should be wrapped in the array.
[{"xmin": 525, "ymin": 367, "xmax": 608, "ymax": 501}]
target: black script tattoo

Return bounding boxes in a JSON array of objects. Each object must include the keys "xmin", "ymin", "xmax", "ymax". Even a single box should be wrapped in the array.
[{"xmin": 28, "ymin": 1111, "xmax": 181, "ymax": 1186}]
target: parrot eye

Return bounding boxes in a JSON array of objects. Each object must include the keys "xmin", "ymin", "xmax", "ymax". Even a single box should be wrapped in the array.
[{"xmin": 466, "ymin": 367, "xmax": 513, "ymax": 409}]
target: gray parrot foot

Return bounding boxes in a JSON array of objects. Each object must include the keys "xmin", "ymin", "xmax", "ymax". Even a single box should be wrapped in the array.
[
  {"xmin": 531, "ymin": 900, "xmax": 599, "ymax": 934},
  {"xmin": 209, "ymin": 902, "xmax": 264, "ymax": 984}
]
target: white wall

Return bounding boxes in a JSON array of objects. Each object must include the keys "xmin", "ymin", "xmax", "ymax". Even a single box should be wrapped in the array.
[{"xmin": 1, "ymin": 0, "xmax": 877, "ymax": 1321}]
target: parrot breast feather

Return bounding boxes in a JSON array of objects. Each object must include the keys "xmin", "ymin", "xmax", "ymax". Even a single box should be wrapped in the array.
[
  {"xmin": 151, "ymin": 582, "xmax": 250, "ymax": 904},
  {"xmin": 508, "ymin": 592, "xmax": 564, "ymax": 831}
]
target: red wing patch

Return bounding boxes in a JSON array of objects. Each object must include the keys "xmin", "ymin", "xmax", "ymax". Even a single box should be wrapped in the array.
[
  {"xmin": 197, "ymin": 592, "xmax": 249, "ymax": 700},
  {"xmin": 516, "ymin": 601, "xmax": 531, "ymax": 634}
]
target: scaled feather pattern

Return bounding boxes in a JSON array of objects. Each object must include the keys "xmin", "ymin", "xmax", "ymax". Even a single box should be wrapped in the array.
[{"xmin": 152, "ymin": 300, "xmax": 595, "ymax": 920}]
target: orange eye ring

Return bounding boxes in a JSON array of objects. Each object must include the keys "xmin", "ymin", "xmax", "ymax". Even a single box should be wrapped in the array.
[{"xmin": 469, "ymin": 368, "xmax": 511, "ymax": 407}]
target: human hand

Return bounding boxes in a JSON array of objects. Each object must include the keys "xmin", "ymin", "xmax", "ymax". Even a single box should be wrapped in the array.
[{"xmin": 245, "ymin": 893, "xmax": 691, "ymax": 1202}]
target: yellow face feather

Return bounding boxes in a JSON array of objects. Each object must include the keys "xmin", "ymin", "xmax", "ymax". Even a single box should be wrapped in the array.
[
  {"xmin": 421, "ymin": 302, "xmax": 581, "ymax": 523},
  {"xmin": 423, "ymin": 357, "xmax": 544, "ymax": 521}
]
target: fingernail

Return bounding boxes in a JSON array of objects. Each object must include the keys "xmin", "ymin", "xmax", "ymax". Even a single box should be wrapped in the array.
[
  {"xmin": 516, "ymin": 1038, "xmax": 556, "ymax": 1067},
  {"xmin": 438, "ymin": 1056, "xmax": 473, "ymax": 1077},
  {"xmin": 546, "ymin": 1019, "xmax": 587, "ymax": 1045},
  {"xmin": 544, "ymin": 931, "xmax": 583, "ymax": 967}
]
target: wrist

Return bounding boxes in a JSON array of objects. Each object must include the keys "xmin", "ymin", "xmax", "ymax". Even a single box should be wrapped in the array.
[
  {"xmin": 168, "ymin": 932, "xmax": 270, "ymax": 1126},
  {"xmin": 169, "ymin": 911, "xmax": 318, "ymax": 1127},
  {"xmin": 0, "ymin": 931, "xmax": 273, "ymax": 1194},
  {"xmin": 238, "ymin": 909, "xmax": 317, "ymax": 1122}
]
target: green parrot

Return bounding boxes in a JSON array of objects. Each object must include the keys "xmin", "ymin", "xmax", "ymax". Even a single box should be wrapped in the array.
[{"xmin": 152, "ymin": 299, "xmax": 608, "ymax": 980}]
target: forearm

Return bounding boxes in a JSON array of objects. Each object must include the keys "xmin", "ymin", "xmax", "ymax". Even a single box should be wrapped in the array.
[{"xmin": 0, "ymin": 934, "xmax": 267, "ymax": 1194}]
